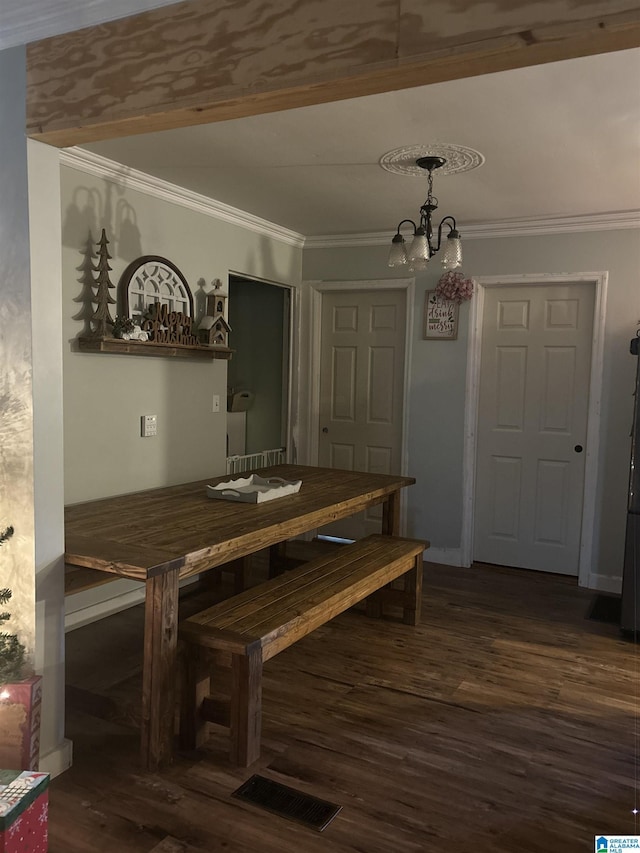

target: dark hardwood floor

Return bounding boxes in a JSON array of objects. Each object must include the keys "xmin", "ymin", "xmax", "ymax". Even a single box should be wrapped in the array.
[{"xmin": 52, "ymin": 553, "xmax": 638, "ymax": 852}]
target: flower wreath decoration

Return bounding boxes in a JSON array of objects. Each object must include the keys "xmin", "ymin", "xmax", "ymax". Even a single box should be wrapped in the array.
[{"xmin": 436, "ymin": 271, "xmax": 475, "ymax": 304}]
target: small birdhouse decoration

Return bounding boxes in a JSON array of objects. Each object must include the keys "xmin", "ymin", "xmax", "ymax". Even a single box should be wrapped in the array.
[{"xmin": 198, "ymin": 293, "xmax": 231, "ymax": 347}]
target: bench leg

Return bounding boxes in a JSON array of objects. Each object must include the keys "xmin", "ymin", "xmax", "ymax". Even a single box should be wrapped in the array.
[
  {"xmin": 366, "ymin": 595, "xmax": 383, "ymax": 619},
  {"xmin": 230, "ymin": 645, "xmax": 263, "ymax": 766},
  {"xmin": 268, "ymin": 542, "xmax": 287, "ymax": 578},
  {"xmin": 234, "ymin": 556, "xmax": 250, "ymax": 594},
  {"xmin": 179, "ymin": 646, "xmax": 211, "ymax": 750},
  {"xmin": 402, "ymin": 554, "xmax": 423, "ymax": 626},
  {"xmin": 204, "ymin": 557, "xmax": 248, "ymax": 593}
]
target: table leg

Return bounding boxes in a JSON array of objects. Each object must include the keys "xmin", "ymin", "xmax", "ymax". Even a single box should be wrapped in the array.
[
  {"xmin": 141, "ymin": 570, "xmax": 179, "ymax": 771},
  {"xmin": 382, "ymin": 490, "xmax": 401, "ymax": 536}
]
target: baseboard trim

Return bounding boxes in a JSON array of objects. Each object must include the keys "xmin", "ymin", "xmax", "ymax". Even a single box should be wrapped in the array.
[
  {"xmin": 424, "ymin": 547, "xmax": 465, "ymax": 567},
  {"xmin": 423, "ymin": 550, "xmax": 620, "ymax": 588},
  {"xmin": 65, "ymin": 576, "xmax": 199, "ymax": 632},
  {"xmin": 585, "ymin": 573, "xmax": 622, "ymax": 594},
  {"xmin": 39, "ymin": 738, "xmax": 73, "ymax": 779},
  {"xmin": 65, "ymin": 586, "xmax": 147, "ymax": 632}
]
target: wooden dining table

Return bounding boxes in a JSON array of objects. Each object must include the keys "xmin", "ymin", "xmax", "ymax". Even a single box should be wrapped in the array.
[{"xmin": 64, "ymin": 464, "xmax": 415, "ymax": 770}]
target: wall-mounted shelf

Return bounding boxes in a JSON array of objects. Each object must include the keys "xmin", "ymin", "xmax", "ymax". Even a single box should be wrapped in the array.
[{"xmin": 77, "ymin": 337, "xmax": 233, "ymax": 360}]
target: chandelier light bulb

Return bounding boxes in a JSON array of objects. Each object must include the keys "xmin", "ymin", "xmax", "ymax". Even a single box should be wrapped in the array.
[
  {"xmin": 407, "ymin": 229, "xmax": 430, "ymax": 267},
  {"xmin": 387, "ymin": 234, "xmax": 408, "ymax": 268},
  {"xmin": 442, "ymin": 232, "xmax": 462, "ymax": 270}
]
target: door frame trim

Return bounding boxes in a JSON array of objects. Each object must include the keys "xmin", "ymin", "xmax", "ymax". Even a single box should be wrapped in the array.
[
  {"xmin": 461, "ymin": 272, "xmax": 608, "ymax": 587},
  {"xmin": 305, "ymin": 278, "xmax": 415, "ymax": 528}
]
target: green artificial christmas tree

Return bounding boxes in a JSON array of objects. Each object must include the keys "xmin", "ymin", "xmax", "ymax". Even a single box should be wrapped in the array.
[{"xmin": 0, "ymin": 526, "xmax": 26, "ymax": 684}]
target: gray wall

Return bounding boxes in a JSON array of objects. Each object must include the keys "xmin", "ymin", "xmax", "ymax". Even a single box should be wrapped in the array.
[
  {"xmin": 303, "ymin": 227, "xmax": 640, "ymax": 587},
  {"xmin": 60, "ymin": 166, "xmax": 302, "ymax": 504}
]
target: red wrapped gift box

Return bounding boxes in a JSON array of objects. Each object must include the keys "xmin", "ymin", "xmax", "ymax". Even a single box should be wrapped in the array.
[
  {"xmin": 0, "ymin": 771, "xmax": 49, "ymax": 853},
  {"xmin": 0, "ymin": 678, "xmax": 42, "ymax": 771}
]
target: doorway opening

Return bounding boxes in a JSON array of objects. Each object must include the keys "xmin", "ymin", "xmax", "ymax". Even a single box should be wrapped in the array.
[{"xmin": 227, "ymin": 274, "xmax": 293, "ymax": 465}]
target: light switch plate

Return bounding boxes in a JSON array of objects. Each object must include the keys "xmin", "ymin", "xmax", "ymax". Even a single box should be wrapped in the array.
[{"xmin": 141, "ymin": 414, "xmax": 157, "ymax": 437}]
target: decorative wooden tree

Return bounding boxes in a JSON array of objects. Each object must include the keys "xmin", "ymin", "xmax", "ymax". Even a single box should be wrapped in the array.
[
  {"xmin": 91, "ymin": 228, "xmax": 116, "ymax": 337},
  {"xmin": 0, "ymin": 527, "xmax": 25, "ymax": 685},
  {"xmin": 75, "ymin": 233, "xmax": 99, "ymax": 337}
]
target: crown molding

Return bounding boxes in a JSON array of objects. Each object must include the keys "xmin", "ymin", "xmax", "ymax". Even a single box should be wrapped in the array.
[
  {"xmin": 305, "ymin": 211, "xmax": 640, "ymax": 249},
  {"xmin": 60, "ymin": 147, "xmax": 639, "ymax": 251},
  {"xmin": 459, "ymin": 211, "xmax": 640, "ymax": 239},
  {"xmin": 1, "ymin": 0, "xmax": 180, "ymax": 51},
  {"xmin": 59, "ymin": 147, "xmax": 306, "ymax": 249}
]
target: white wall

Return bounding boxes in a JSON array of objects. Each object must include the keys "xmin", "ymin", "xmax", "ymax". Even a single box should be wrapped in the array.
[
  {"xmin": 29, "ymin": 139, "xmax": 71, "ymax": 775},
  {"xmin": 302, "ymin": 227, "xmax": 640, "ymax": 588}
]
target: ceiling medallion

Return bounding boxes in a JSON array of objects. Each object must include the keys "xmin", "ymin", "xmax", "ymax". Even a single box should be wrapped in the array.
[{"xmin": 379, "ymin": 144, "xmax": 485, "ymax": 177}]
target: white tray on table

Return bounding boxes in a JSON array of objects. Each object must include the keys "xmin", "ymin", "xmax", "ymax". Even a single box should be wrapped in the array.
[{"xmin": 206, "ymin": 475, "xmax": 302, "ymax": 504}]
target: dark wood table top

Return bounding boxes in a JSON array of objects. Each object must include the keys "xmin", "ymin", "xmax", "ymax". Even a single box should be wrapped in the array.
[{"xmin": 65, "ymin": 464, "xmax": 415, "ymax": 581}]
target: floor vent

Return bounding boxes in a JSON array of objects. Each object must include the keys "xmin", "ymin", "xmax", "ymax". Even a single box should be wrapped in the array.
[{"xmin": 232, "ymin": 774, "xmax": 342, "ymax": 831}]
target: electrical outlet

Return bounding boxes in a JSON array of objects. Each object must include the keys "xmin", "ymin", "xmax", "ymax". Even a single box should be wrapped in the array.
[
  {"xmin": 212, "ymin": 394, "xmax": 221, "ymax": 413},
  {"xmin": 141, "ymin": 414, "xmax": 157, "ymax": 437}
]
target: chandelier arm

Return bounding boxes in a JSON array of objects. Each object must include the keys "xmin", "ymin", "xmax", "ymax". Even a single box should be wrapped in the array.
[{"xmin": 395, "ymin": 218, "xmax": 418, "ymax": 236}]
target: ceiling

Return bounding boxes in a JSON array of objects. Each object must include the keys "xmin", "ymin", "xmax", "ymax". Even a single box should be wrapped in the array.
[
  {"xmin": 0, "ymin": 0, "xmax": 179, "ymax": 50},
  {"xmin": 82, "ymin": 47, "xmax": 640, "ymax": 240}
]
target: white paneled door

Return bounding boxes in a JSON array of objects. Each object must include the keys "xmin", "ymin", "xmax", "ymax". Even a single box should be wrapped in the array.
[
  {"xmin": 473, "ymin": 282, "xmax": 595, "ymax": 575},
  {"xmin": 318, "ymin": 288, "xmax": 406, "ymax": 539}
]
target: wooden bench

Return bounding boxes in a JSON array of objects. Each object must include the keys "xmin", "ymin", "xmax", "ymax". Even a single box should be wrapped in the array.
[{"xmin": 179, "ymin": 533, "xmax": 428, "ymax": 766}]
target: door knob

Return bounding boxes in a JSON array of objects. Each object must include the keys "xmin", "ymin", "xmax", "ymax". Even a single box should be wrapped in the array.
[
  {"xmin": 322, "ymin": 427, "xmax": 329, "ymax": 433},
  {"xmin": 574, "ymin": 444, "xmax": 583, "ymax": 453}
]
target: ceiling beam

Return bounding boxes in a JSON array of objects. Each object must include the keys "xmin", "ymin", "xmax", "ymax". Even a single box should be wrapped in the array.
[{"xmin": 27, "ymin": 0, "xmax": 640, "ymax": 147}]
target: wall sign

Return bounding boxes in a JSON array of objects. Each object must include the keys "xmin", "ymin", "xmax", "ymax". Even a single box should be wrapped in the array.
[
  {"xmin": 423, "ymin": 289, "xmax": 459, "ymax": 340},
  {"xmin": 118, "ymin": 255, "xmax": 194, "ymax": 325},
  {"xmin": 140, "ymin": 303, "xmax": 199, "ymax": 345}
]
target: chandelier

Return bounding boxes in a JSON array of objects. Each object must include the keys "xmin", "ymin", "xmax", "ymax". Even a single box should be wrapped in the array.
[{"xmin": 387, "ymin": 156, "xmax": 462, "ymax": 272}]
